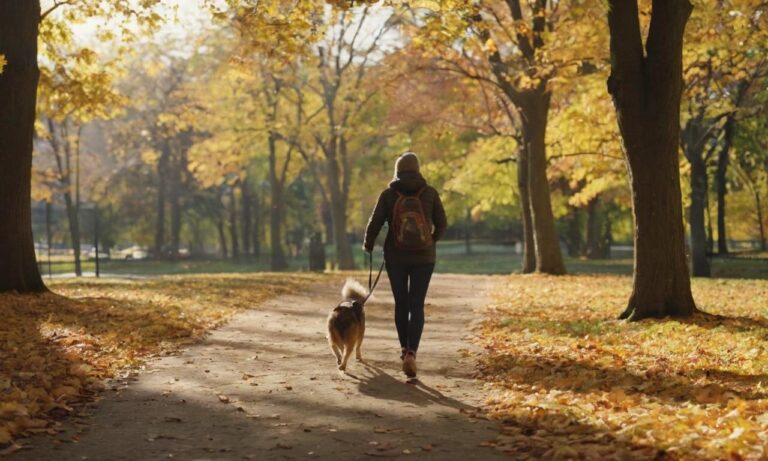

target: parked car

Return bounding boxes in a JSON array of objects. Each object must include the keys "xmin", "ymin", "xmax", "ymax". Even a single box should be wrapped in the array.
[
  {"xmin": 118, "ymin": 246, "xmax": 148, "ymax": 260},
  {"xmin": 86, "ymin": 248, "xmax": 111, "ymax": 261}
]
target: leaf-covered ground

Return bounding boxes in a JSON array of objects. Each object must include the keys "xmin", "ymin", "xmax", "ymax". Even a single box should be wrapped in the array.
[
  {"xmin": 477, "ymin": 274, "xmax": 768, "ymax": 460},
  {"xmin": 0, "ymin": 274, "xmax": 324, "ymax": 451}
]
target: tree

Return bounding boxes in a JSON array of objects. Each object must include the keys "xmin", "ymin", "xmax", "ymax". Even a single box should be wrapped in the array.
[
  {"xmin": 0, "ymin": 1, "xmax": 45, "ymax": 292},
  {"xmin": 607, "ymin": 0, "xmax": 697, "ymax": 320},
  {"xmin": 414, "ymin": 1, "xmax": 581, "ymax": 274}
]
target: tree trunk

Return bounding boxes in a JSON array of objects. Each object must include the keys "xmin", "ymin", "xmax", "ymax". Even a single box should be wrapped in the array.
[
  {"xmin": 607, "ymin": 0, "xmax": 696, "ymax": 320},
  {"xmin": 325, "ymin": 139, "xmax": 355, "ymax": 270},
  {"xmin": 565, "ymin": 206, "xmax": 582, "ymax": 258},
  {"xmin": 241, "ymin": 179, "xmax": 252, "ymax": 258},
  {"xmin": 154, "ymin": 142, "xmax": 170, "ymax": 257},
  {"xmin": 169, "ymin": 157, "xmax": 181, "ymax": 261},
  {"xmin": 252, "ymin": 189, "xmax": 262, "ymax": 258},
  {"xmin": 217, "ymin": 212, "xmax": 228, "ymax": 259},
  {"xmin": 585, "ymin": 196, "xmax": 611, "ymax": 260},
  {"xmin": 520, "ymin": 90, "xmax": 566, "ymax": 275},
  {"xmin": 62, "ymin": 191, "xmax": 82, "ymax": 276},
  {"xmin": 716, "ymin": 115, "xmax": 735, "ymax": 255},
  {"xmin": 228, "ymin": 187, "xmax": 240, "ymax": 262},
  {"xmin": 464, "ymin": 207, "xmax": 472, "ymax": 255},
  {"xmin": 517, "ymin": 144, "xmax": 536, "ymax": 273},
  {"xmin": 688, "ymin": 153, "xmax": 710, "ymax": 276},
  {"xmin": 269, "ymin": 134, "xmax": 288, "ymax": 271},
  {"xmin": 754, "ymin": 190, "xmax": 766, "ymax": 252},
  {"xmin": 0, "ymin": 1, "xmax": 45, "ymax": 292}
]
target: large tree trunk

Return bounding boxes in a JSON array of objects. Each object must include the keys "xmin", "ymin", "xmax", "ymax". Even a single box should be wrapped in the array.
[
  {"xmin": 716, "ymin": 115, "xmax": 735, "ymax": 255},
  {"xmin": 269, "ymin": 134, "xmax": 288, "ymax": 271},
  {"xmin": 517, "ymin": 145, "xmax": 536, "ymax": 273},
  {"xmin": 0, "ymin": 1, "xmax": 45, "ymax": 292},
  {"xmin": 607, "ymin": 0, "xmax": 697, "ymax": 320},
  {"xmin": 688, "ymin": 153, "xmax": 710, "ymax": 276},
  {"xmin": 520, "ymin": 90, "xmax": 566, "ymax": 275}
]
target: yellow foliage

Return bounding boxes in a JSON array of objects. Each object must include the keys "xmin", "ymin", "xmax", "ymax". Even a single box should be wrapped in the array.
[
  {"xmin": 477, "ymin": 275, "xmax": 768, "ymax": 460},
  {"xmin": 0, "ymin": 273, "xmax": 325, "ymax": 447}
]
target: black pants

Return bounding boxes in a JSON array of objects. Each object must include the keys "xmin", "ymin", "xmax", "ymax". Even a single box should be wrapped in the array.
[{"xmin": 385, "ymin": 262, "xmax": 435, "ymax": 353}]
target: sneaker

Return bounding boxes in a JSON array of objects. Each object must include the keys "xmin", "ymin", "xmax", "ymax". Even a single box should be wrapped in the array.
[{"xmin": 402, "ymin": 351, "xmax": 417, "ymax": 378}]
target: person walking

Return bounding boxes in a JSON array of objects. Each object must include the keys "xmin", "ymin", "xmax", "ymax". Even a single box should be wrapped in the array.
[{"xmin": 363, "ymin": 152, "xmax": 447, "ymax": 378}]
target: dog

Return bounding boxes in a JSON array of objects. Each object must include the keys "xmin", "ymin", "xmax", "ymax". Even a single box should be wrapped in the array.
[{"xmin": 327, "ymin": 279, "xmax": 370, "ymax": 371}]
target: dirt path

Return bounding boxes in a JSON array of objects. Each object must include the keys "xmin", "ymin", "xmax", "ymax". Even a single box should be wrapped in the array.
[{"xmin": 14, "ymin": 274, "xmax": 507, "ymax": 460}]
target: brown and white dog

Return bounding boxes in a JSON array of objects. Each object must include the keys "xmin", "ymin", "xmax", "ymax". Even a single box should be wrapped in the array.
[{"xmin": 327, "ymin": 279, "xmax": 369, "ymax": 371}]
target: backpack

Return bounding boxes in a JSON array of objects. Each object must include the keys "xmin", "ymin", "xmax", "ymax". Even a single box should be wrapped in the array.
[{"xmin": 392, "ymin": 187, "xmax": 433, "ymax": 251}]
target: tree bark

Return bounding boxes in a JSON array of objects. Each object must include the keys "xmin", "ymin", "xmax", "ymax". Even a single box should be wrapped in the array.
[
  {"xmin": 62, "ymin": 190, "xmax": 82, "ymax": 276},
  {"xmin": 228, "ymin": 187, "xmax": 240, "ymax": 262},
  {"xmin": 716, "ymin": 115, "xmax": 735, "ymax": 255},
  {"xmin": 520, "ymin": 90, "xmax": 566, "ymax": 275},
  {"xmin": 565, "ymin": 206, "xmax": 582, "ymax": 258},
  {"xmin": 688, "ymin": 154, "xmax": 710, "ymax": 276},
  {"xmin": 252, "ymin": 189, "xmax": 262, "ymax": 258},
  {"xmin": 585, "ymin": 196, "xmax": 611, "ymax": 260},
  {"xmin": 754, "ymin": 190, "xmax": 766, "ymax": 252},
  {"xmin": 607, "ymin": 0, "xmax": 697, "ymax": 320},
  {"xmin": 154, "ymin": 141, "xmax": 170, "ymax": 257},
  {"xmin": 324, "ymin": 137, "xmax": 355, "ymax": 270},
  {"xmin": 0, "ymin": 0, "xmax": 45, "ymax": 292},
  {"xmin": 517, "ymin": 145, "xmax": 536, "ymax": 273},
  {"xmin": 241, "ymin": 179, "xmax": 252, "ymax": 258},
  {"xmin": 269, "ymin": 133, "xmax": 288, "ymax": 271},
  {"xmin": 217, "ymin": 211, "xmax": 228, "ymax": 259}
]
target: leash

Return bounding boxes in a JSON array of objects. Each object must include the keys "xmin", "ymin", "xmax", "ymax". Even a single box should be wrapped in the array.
[{"xmin": 363, "ymin": 251, "xmax": 385, "ymax": 305}]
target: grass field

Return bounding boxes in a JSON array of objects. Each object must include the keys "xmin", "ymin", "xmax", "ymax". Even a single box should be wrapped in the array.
[{"xmin": 38, "ymin": 241, "xmax": 768, "ymax": 280}]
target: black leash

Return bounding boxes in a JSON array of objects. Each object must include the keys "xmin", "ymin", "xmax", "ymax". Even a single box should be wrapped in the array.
[{"xmin": 363, "ymin": 251, "xmax": 385, "ymax": 305}]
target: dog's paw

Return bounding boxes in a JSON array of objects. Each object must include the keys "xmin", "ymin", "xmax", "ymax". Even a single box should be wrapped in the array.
[
  {"xmin": 338, "ymin": 364, "xmax": 346, "ymax": 371},
  {"xmin": 356, "ymin": 356, "xmax": 363, "ymax": 362}
]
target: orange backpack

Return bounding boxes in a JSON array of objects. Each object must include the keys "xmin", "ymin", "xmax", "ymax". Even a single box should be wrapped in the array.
[{"xmin": 392, "ymin": 187, "xmax": 433, "ymax": 250}]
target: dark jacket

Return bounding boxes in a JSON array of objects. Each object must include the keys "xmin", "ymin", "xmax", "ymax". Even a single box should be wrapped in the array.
[{"xmin": 363, "ymin": 172, "xmax": 447, "ymax": 265}]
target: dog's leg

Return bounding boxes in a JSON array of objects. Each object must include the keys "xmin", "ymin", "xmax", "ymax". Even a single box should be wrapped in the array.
[
  {"xmin": 328, "ymin": 337, "xmax": 342, "ymax": 365},
  {"xmin": 339, "ymin": 345, "xmax": 354, "ymax": 371},
  {"xmin": 355, "ymin": 332, "xmax": 364, "ymax": 361}
]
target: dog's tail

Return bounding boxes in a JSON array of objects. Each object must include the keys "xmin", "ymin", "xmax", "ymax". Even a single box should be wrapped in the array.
[{"xmin": 342, "ymin": 279, "xmax": 370, "ymax": 304}]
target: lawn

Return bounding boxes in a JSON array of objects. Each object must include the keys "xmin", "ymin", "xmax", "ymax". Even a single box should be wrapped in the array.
[
  {"xmin": 477, "ymin": 274, "xmax": 768, "ymax": 460},
  {"xmin": 37, "ymin": 242, "xmax": 768, "ymax": 280}
]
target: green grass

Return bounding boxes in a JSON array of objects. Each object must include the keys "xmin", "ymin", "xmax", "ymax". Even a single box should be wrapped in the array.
[{"xmin": 37, "ymin": 241, "xmax": 767, "ymax": 279}]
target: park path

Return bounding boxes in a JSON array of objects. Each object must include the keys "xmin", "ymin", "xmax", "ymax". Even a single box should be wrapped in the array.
[{"xmin": 13, "ymin": 274, "xmax": 508, "ymax": 461}]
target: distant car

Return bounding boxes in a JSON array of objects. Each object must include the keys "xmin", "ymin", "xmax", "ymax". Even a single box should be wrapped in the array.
[
  {"xmin": 119, "ymin": 246, "xmax": 148, "ymax": 260},
  {"xmin": 86, "ymin": 248, "xmax": 111, "ymax": 261}
]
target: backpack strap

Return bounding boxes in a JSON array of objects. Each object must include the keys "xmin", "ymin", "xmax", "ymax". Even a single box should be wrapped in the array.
[{"xmin": 415, "ymin": 186, "xmax": 427, "ymax": 198}]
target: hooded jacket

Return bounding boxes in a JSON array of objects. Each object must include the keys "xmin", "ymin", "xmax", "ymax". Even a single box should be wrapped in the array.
[{"xmin": 363, "ymin": 171, "xmax": 447, "ymax": 265}]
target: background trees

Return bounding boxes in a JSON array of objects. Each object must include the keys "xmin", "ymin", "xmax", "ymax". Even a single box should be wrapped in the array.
[{"xmin": 1, "ymin": 0, "xmax": 766, "ymax": 299}]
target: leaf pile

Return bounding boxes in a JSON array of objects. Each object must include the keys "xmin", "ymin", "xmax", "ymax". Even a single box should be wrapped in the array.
[
  {"xmin": 476, "ymin": 274, "xmax": 768, "ymax": 460},
  {"xmin": 0, "ymin": 273, "xmax": 325, "ymax": 448}
]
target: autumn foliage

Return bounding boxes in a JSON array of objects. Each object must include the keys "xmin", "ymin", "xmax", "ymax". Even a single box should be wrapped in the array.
[
  {"xmin": 477, "ymin": 274, "xmax": 768, "ymax": 459},
  {"xmin": 0, "ymin": 274, "xmax": 323, "ymax": 449}
]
